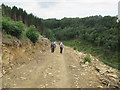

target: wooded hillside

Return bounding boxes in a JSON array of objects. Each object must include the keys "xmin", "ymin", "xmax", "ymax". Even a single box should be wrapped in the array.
[{"xmin": 43, "ymin": 16, "xmax": 119, "ymax": 52}]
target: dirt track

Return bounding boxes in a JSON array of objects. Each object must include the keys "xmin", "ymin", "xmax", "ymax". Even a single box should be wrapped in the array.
[{"xmin": 2, "ymin": 45, "xmax": 119, "ymax": 88}]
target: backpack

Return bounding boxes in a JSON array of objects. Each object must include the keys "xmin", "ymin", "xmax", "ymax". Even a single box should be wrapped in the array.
[
  {"xmin": 51, "ymin": 43, "xmax": 56, "ymax": 48},
  {"xmin": 60, "ymin": 44, "xmax": 63, "ymax": 48}
]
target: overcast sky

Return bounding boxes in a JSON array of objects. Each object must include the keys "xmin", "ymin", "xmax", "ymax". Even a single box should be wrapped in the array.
[{"xmin": 1, "ymin": 0, "xmax": 119, "ymax": 19}]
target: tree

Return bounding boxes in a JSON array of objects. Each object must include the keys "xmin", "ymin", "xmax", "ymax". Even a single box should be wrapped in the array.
[{"xmin": 11, "ymin": 6, "xmax": 18, "ymax": 21}]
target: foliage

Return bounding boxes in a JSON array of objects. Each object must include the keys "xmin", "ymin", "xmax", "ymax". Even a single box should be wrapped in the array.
[
  {"xmin": 26, "ymin": 25, "xmax": 40, "ymax": 43},
  {"xmin": 2, "ymin": 4, "xmax": 45, "ymax": 35},
  {"xmin": 44, "ymin": 28, "xmax": 55, "ymax": 41},
  {"xmin": 83, "ymin": 56, "xmax": 91, "ymax": 63},
  {"xmin": 73, "ymin": 47, "xmax": 77, "ymax": 50},
  {"xmin": 2, "ymin": 17, "xmax": 11, "ymax": 33},
  {"xmin": 44, "ymin": 16, "xmax": 118, "ymax": 52},
  {"xmin": 2, "ymin": 17, "xmax": 40, "ymax": 43},
  {"xmin": 10, "ymin": 21, "xmax": 25, "ymax": 38},
  {"xmin": 2, "ymin": 17, "xmax": 25, "ymax": 38}
]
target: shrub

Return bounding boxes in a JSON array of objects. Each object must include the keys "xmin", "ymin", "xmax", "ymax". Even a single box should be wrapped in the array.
[
  {"xmin": 74, "ymin": 47, "xmax": 77, "ymax": 50},
  {"xmin": 9, "ymin": 22, "xmax": 25, "ymax": 38},
  {"xmin": 2, "ymin": 17, "xmax": 25, "ymax": 38},
  {"xmin": 2, "ymin": 17, "xmax": 11, "ymax": 33},
  {"xmin": 26, "ymin": 25, "xmax": 40, "ymax": 43},
  {"xmin": 83, "ymin": 56, "xmax": 91, "ymax": 63}
]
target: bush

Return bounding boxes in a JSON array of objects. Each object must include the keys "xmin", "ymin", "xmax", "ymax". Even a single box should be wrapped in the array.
[
  {"xmin": 74, "ymin": 47, "xmax": 77, "ymax": 50},
  {"xmin": 2, "ymin": 17, "xmax": 11, "ymax": 33},
  {"xmin": 10, "ymin": 22, "xmax": 25, "ymax": 38},
  {"xmin": 83, "ymin": 56, "xmax": 91, "ymax": 63},
  {"xmin": 26, "ymin": 25, "xmax": 40, "ymax": 43},
  {"xmin": 2, "ymin": 17, "xmax": 25, "ymax": 38}
]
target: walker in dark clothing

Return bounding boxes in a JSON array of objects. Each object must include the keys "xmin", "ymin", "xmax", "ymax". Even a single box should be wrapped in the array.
[
  {"xmin": 51, "ymin": 47, "xmax": 55, "ymax": 53},
  {"xmin": 60, "ymin": 47, "xmax": 63, "ymax": 53},
  {"xmin": 51, "ymin": 43, "xmax": 56, "ymax": 53},
  {"xmin": 60, "ymin": 43, "xmax": 64, "ymax": 54}
]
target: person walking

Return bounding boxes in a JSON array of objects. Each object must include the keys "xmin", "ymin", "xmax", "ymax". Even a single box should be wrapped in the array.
[
  {"xmin": 51, "ymin": 42, "xmax": 56, "ymax": 53},
  {"xmin": 54, "ymin": 41, "xmax": 57, "ymax": 45},
  {"xmin": 59, "ymin": 42, "xmax": 64, "ymax": 54}
]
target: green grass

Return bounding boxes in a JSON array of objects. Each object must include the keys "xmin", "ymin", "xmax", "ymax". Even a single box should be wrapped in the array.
[
  {"xmin": 63, "ymin": 39, "xmax": 120, "ymax": 71},
  {"xmin": 84, "ymin": 56, "xmax": 91, "ymax": 63}
]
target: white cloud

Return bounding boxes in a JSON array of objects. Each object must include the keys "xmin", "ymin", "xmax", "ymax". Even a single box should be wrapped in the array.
[{"xmin": 1, "ymin": 0, "xmax": 119, "ymax": 19}]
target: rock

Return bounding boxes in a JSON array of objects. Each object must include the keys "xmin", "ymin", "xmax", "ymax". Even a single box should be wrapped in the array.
[
  {"xmin": 4, "ymin": 50, "xmax": 8, "ymax": 53},
  {"xmin": 75, "ymin": 84, "xmax": 79, "ymax": 88},
  {"xmin": 73, "ymin": 74, "xmax": 78, "ymax": 77},
  {"xmin": 94, "ymin": 67, "xmax": 100, "ymax": 72},
  {"xmin": 13, "ymin": 84, "xmax": 16, "ymax": 86},
  {"xmin": 100, "ymin": 69, "xmax": 107, "ymax": 75},
  {"xmin": 49, "ymin": 66, "xmax": 52, "ymax": 69},
  {"xmin": 45, "ymin": 84, "xmax": 48, "ymax": 86},
  {"xmin": 107, "ymin": 74, "xmax": 118, "ymax": 79},
  {"xmin": 9, "ymin": 67, "xmax": 12, "ymax": 70},
  {"xmin": 20, "ymin": 77, "xmax": 26, "ymax": 80},
  {"xmin": 53, "ymin": 80, "xmax": 56, "ymax": 83},
  {"xmin": 110, "ymin": 77, "xmax": 118, "ymax": 82},
  {"xmin": 85, "ymin": 62, "xmax": 89, "ymax": 65},
  {"xmin": 7, "ymin": 78, "xmax": 11, "ymax": 80},
  {"xmin": 10, "ymin": 64, "xmax": 14, "ymax": 66},
  {"xmin": 106, "ymin": 69, "xmax": 115, "ymax": 73},
  {"xmin": 40, "ymin": 85, "xmax": 45, "ymax": 88},
  {"xmin": 69, "ymin": 65, "xmax": 77, "ymax": 70},
  {"xmin": 48, "ymin": 73, "xmax": 52, "ymax": 75},
  {"xmin": 28, "ymin": 58, "xmax": 31, "ymax": 61},
  {"xmin": 29, "ymin": 70, "xmax": 32, "ymax": 72},
  {"xmin": 101, "ymin": 79, "xmax": 109, "ymax": 86},
  {"xmin": 57, "ymin": 71, "xmax": 60, "ymax": 73},
  {"xmin": 2, "ymin": 70, "xmax": 7, "ymax": 74},
  {"xmin": 81, "ymin": 73, "xmax": 85, "ymax": 75},
  {"xmin": 97, "ymin": 85, "xmax": 103, "ymax": 88},
  {"xmin": 81, "ymin": 64, "xmax": 88, "ymax": 67}
]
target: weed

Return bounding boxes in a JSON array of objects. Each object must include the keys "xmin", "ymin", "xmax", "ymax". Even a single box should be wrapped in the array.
[{"xmin": 83, "ymin": 56, "xmax": 91, "ymax": 63}]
